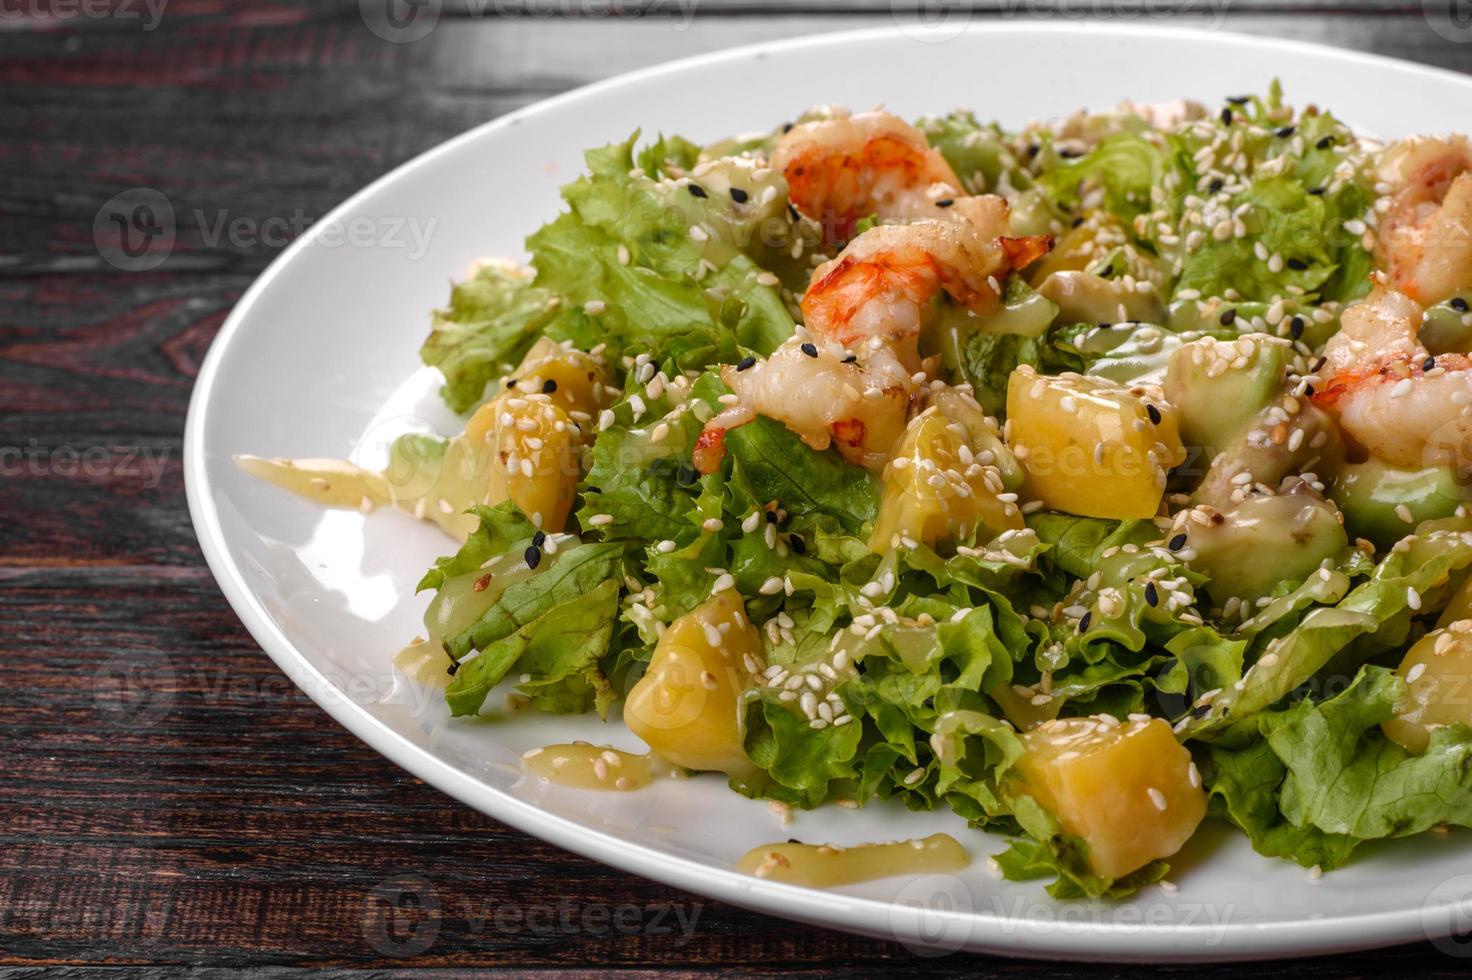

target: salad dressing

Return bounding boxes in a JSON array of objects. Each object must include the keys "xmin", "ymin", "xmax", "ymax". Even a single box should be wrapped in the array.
[
  {"xmin": 522, "ymin": 743, "xmax": 674, "ymax": 791},
  {"xmin": 236, "ymin": 455, "xmax": 386, "ymax": 510},
  {"xmin": 737, "ymin": 833, "xmax": 968, "ymax": 887},
  {"xmin": 235, "ymin": 436, "xmax": 487, "ymax": 540}
]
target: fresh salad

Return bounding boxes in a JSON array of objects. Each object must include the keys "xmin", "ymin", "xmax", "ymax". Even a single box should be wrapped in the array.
[{"xmin": 245, "ymin": 84, "xmax": 1472, "ymax": 898}]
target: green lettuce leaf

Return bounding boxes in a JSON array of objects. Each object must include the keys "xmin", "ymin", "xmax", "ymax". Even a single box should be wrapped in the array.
[
  {"xmin": 446, "ymin": 578, "xmax": 620, "ymax": 717},
  {"xmin": 420, "ymin": 262, "xmax": 574, "ymax": 413}
]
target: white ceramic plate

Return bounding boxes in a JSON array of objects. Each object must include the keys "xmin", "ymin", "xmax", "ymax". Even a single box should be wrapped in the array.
[{"xmin": 186, "ymin": 24, "xmax": 1472, "ymax": 961}]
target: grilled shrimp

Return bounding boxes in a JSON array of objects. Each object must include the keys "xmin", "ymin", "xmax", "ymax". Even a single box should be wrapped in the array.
[
  {"xmin": 801, "ymin": 212, "xmax": 1052, "ymax": 354},
  {"xmin": 1376, "ymin": 136, "xmax": 1472, "ymax": 307},
  {"xmin": 773, "ymin": 109, "xmax": 965, "ymax": 242},
  {"xmin": 693, "ymin": 338, "xmax": 916, "ymax": 474},
  {"xmin": 1312, "ymin": 283, "xmax": 1472, "ymax": 469}
]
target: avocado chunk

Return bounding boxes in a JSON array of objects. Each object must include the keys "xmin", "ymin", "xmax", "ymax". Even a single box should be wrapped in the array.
[
  {"xmin": 1330, "ymin": 457, "xmax": 1471, "ymax": 549},
  {"xmin": 1077, "ymin": 323, "xmax": 1183, "ymax": 386},
  {"xmin": 1183, "ymin": 492, "xmax": 1348, "ymax": 604},
  {"xmin": 1420, "ymin": 293, "xmax": 1472, "ymax": 355},
  {"xmin": 1163, "ymin": 335, "xmax": 1289, "ymax": 455}
]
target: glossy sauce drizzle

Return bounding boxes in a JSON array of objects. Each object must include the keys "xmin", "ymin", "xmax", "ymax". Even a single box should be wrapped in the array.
[
  {"xmin": 522, "ymin": 743, "xmax": 680, "ymax": 791},
  {"xmin": 737, "ymin": 833, "xmax": 968, "ymax": 887}
]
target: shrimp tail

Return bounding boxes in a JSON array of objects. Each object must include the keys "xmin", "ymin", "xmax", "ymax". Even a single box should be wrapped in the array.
[
  {"xmin": 1000, "ymin": 234, "xmax": 1054, "ymax": 271},
  {"xmin": 693, "ymin": 405, "xmax": 756, "ymax": 475}
]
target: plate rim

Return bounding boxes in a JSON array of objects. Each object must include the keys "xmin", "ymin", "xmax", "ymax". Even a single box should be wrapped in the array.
[{"xmin": 184, "ymin": 21, "xmax": 1472, "ymax": 961}]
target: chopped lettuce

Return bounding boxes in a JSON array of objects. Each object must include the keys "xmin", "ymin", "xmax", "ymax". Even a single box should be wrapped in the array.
[
  {"xmin": 1208, "ymin": 665, "xmax": 1472, "ymax": 869},
  {"xmin": 420, "ymin": 262, "xmax": 576, "ymax": 413}
]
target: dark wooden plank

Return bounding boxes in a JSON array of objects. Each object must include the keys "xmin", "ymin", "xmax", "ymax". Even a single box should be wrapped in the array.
[{"xmin": 4, "ymin": 2, "xmax": 1472, "ymax": 972}]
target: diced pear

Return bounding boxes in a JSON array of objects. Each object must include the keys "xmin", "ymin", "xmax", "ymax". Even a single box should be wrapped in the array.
[
  {"xmin": 869, "ymin": 406, "xmax": 1023, "ymax": 553},
  {"xmin": 623, "ymin": 591, "xmax": 763, "ymax": 775},
  {"xmin": 506, "ymin": 337, "xmax": 612, "ymax": 421},
  {"xmin": 1015, "ymin": 716, "xmax": 1207, "ymax": 880},
  {"xmin": 1382, "ymin": 622, "xmax": 1472, "ymax": 754},
  {"xmin": 1006, "ymin": 366, "xmax": 1186, "ymax": 520},
  {"xmin": 464, "ymin": 392, "xmax": 581, "ymax": 532}
]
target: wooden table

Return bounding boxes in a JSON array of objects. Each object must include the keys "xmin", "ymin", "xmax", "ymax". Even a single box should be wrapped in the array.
[{"xmin": 6, "ymin": 1, "xmax": 1472, "ymax": 973}]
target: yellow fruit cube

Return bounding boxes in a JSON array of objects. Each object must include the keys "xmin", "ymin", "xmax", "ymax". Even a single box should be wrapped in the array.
[
  {"xmin": 624, "ymin": 591, "xmax": 763, "ymax": 776},
  {"xmin": 1382, "ymin": 622, "xmax": 1472, "ymax": 754},
  {"xmin": 869, "ymin": 406, "xmax": 1023, "ymax": 553},
  {"xmin": 506, "ymin": 337, "xmax": 612, "ymax": 422},
  {"xmin": 463, "ymin": 392, "xmax": 581, "ymax": 532},
  {"xmin": 1006, "ymin": 366, "xmax": 1186, "ymax": 520},
  {"xmin": 1015, "ymin": 716, "xmax": 1207, "ymax": 880}
]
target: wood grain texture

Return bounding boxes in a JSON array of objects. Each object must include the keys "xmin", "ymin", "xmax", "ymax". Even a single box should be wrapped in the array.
[{"xmin": 3, "ymin": 0, "xmax": 1472, "ymax": 972}]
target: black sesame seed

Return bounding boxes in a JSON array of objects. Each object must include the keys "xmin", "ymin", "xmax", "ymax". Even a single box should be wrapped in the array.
[
  {"xmin": 782, "ymin": 122, "xmax": 794, "ymax": 134},
  {"xmin": 765, "ymin": 510, "xmax": 778, "ymax": 524},
  {"xmin": 687, "ymin": 183, "xmax": 707, "ymax": 198},
  {"xmin": 786, "ymin": 203, "xmax": 799, "ymax": 221},
  {"xmin": 1168, "ymin": 533, "xmax": 1188, "ymax": 551},
  {"xmin": 1313, "ymin": 355, "xmax": 1327, "ymax": 372},
  {"xmin": 542, "ymin": 378, "xmax": 557, "ymax": 394},
  {"xmin": 935, "ymin": 198, "xmax": 954, "ymax": 208},
  {"xmin": 800, "ymin": 342, "xmax": 818, "ymax": 358},
  {"xmin": 1078, "ymin": 611, "xmax": 1093, "ymax": 632},
  {"xmin": 1425, "ymin": 355, "xmax": 1437, "ymax": 372},
  {"xmin": 524, "ymin": 545, "xmax": 542, "ymax": 569},
  {"xmin": 1226, "ymin": 95, "xmax": 1249, "ymax": 105},
  {"xmin": 1146, "ymin": 403, "xmax": 1162, "ymax": 425},
  {"xmin": 842, "ymin": 354, "xmax": 858, "ymax": 364},
  {"xmin": 1304, "ymin": 384, "xmax": 1315, "ymax": 397},
  {"xmin": 1144, "ymin": 582, "xmax": 1159, "ymax": 607},
  {"xmin": 1192, "ymin": 703, "xmax": 1211, "ymax": 718},
  {"xmin": 1276, "ymin": 125, "xmax": 1296, "ymax": 138},
  {"xmin": 1316, "ymin": 135, "xmax": 1334, "ymax": 150},
  {"xmin": 1287, "ymin": 258, "xmax": 1308, "ymax": 270},
  {"xmin": 532, "ymin": 530, "xmax": 546, "ymax": 548},
  {"xmin": 736, "ymin": 355, "xmax": 756, "ymax": 371},
  {"xmin": 1452, "ymin": 297, "xmax": 1470, "ymax": 312},
  {"xmin": 1027, "ymin": 143, "xmax": 1040, "ymax": 159},
  {"xmin": 506, "ymin": 377, "xmax": 518, "ymax": 388},
  {"xmin": 1059, "ymin": 148, "xmax": 1083, "ymax": 159},
  {"xmin": 446, "ymin": 661, "xmax": 459, "ymax": 676},
  {"xmin": 788, "ymin": 535, "xmax": 807, "ymax": 555},
  {"xmin": 1308, "ymin": 186, "xmax": 1326, "ymax": 196},
  {"xmin": 1072, "ymin": 216, "xmax": 1085, "ymax": 228},
  {"xmin": 1208, "ymin": 177, "xmax": 1224, "ymax": 193},
  {"xmin": 1219, "ymin": 308, "xmax": 1237, "ymax": 326},
  {"xmin": 729, "ymin": 187, "xmax": 748, "ymax": 204},
  {"xmin": 1290, "ymin": 316, "xmax": 1305, "ymax": 339},
  {"xmin": 1220, "ymin": 107, "xmax": 1233, "ymax": 125}
]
